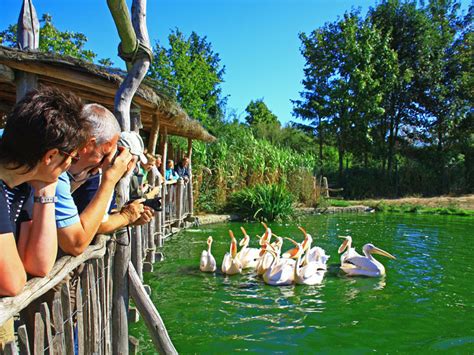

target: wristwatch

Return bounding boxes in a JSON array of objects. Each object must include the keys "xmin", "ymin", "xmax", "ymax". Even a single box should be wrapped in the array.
[{"xmin": 33, "ymin": 196, "xmax": 58, "ymax": 204}]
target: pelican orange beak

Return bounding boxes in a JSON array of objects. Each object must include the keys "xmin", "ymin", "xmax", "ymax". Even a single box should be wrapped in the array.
[
  {"xmin": 372, "ymin": 247, "xmax": 396, "ymax": 260},
  {"xmin": 239, "ymin": 235, "xmax": 249, "ymax": 247},
  {"xmin": 229, "ymin": 230, "xmax": 238, "ymax": 257},
  {"xmin": 338, "ymin": 236, "xmax": 349, "ymax": 253},
  {"xmin": 284, "ymin": 237, "xmax": 301, "ymax": 258},
  {"xmin": 261, "ymin": 222, "xmax": 268, "ymax": 230},
  {"xmin": 240, "ymin": 226, "xmax": 248, "ymax": 236},
  {"xmin": 207, "ymin": 236, "xmax": 213, "ymax": 245}
]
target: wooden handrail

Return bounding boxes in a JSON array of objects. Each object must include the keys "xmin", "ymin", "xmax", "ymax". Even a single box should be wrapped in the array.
[{"xmin": 0, "ymin": 234, "xmax": 110, "ymax": 326}]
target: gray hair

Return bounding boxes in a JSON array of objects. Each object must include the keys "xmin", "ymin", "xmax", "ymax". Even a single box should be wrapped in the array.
[{"xmin": 82, "ymin": 103, "xmax": 121, "ymax": 145}]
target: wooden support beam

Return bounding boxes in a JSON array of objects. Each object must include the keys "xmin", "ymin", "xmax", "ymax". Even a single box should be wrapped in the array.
[
  {"xmin": 0, "ymin": 64, "xmax": 14, "ymax": 83},
  {"xmin": 148, "ymin": 116, "xmax": 160, "ymax": 154},
  {"xmin": 16, "ymin": 0, "xmax": 39, "ymax": 101},
  {"xmin": 129, "ymin": 262, "xmax": 177, "ymax": 354}
]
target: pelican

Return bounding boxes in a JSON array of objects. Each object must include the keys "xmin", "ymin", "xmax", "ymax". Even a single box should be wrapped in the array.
[
  {"xmin": 338, "ymin": 236, "xmax": 362, "ymax": 265},
  {"xmin": 263, "ymin": 245, "xmax": 295, "ymax": 286},
  {"xmin": 200, "ymin": 236, "xmax": 217, "ymax": 272},
  {"xmin": 286, "ymin": 238, "xmax": 326, "ymax": 285},
  {"xmin": 222, "ymin": 230, "xmax": 243, "ymax": 275},
  {"xmin": 282, "ymin": 226, "xmax": 312, "ymax": 259},
  {"xmin": 340, "ymin": 243, "xmax": 396, "ymax": 277},
  {"xmin": 236, "ymin": 227, "xmax": 260, "ymax": 269}
]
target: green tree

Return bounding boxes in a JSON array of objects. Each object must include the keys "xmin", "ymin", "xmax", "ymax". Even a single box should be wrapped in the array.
[
  {"xmin": 148, "ymin": 29, "xmax": 227, "ymax": 128},
  {"xmin": 0, "ymin": 14, "xmax": 97, "ymax": 62},
  {"xmin": 295, "ymin": 12, "xmax": 395, "ymax": 182},
  {"xmin": 244, "ymin": 99, "xmax": 280, "ymax": 126}
]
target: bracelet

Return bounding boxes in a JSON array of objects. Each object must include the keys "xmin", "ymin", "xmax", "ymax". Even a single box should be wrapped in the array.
[{"xmin": 33, "ymin": 196, "xmax": 58, "ymax": 204}]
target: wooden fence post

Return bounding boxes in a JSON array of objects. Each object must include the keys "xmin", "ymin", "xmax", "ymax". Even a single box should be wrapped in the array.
[
  {"xmin": 16, "ymin": 0, "xmax": 39, "ymax": 101},
  {"xmin": 175, "ymin": 179, "xmax": 184, "ymax": 227}
]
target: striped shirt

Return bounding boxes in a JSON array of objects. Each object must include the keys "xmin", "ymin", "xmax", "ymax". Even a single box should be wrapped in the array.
[{"xmin": 0, "ymin": 180, "xmax": 33, "ymax": 237}]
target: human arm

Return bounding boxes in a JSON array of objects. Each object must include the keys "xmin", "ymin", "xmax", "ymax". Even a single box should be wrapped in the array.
[
  {"xmin": 58, "ymin": 149, "xmax": 133, "ymax": 256},
  {"xmin": 0, "ymin": 233, "xmax": 27, "ymax": 296},
  {"xmin": 96, "ymin": 199, "xmax": 146, "ymax": 234},
  {"xmin": 17, "ymin": 181, "xmax": 58, "ymax": 277}
]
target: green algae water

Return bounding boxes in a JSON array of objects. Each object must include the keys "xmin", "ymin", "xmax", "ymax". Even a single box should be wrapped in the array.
[{"xmin": 130, "ymin": 213, "xmax": 474, "ymax": 353}]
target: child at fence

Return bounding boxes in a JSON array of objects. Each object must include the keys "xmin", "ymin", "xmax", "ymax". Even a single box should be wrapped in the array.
[
  {"xmin": 175, "ymin": 155, "xmax": 191, "ymax": 183},
  {"xmin": 0, "ymin": 87, "xmax": 91, "ymax": 349}
]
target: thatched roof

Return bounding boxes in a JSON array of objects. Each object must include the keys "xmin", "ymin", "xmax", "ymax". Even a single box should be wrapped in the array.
[{"xmin": 0, "ymin": 46, "xmax": 215, "ymax": 142}]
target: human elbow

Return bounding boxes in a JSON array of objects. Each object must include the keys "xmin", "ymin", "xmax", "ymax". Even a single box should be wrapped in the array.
[
  {"xmin": 61, "ymin": 243, "xmax": 88, "ymax": 257},
  {"xmin": 1, "ymin": 272, "xmax": 27, "ymax": 297}
]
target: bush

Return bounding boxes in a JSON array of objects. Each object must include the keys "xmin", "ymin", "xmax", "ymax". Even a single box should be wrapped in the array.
[{"xmin": 228, "ymin": 183, "xmax": 294, "ymax": 221}]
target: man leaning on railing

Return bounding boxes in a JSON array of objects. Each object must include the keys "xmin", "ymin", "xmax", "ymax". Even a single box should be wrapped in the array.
[{"xmin": 0, "ymin": 87, "xmax": 91, "ymax": 349}]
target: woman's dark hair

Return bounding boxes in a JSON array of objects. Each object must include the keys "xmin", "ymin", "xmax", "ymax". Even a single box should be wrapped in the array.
[{"xmin": 0, "ymin": 86, "xmax": 92, "ymax": 171}]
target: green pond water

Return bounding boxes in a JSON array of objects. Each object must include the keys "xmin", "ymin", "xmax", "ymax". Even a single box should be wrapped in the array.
[{"xmin": 130, "ymin": 213, "xmax": 474, "ymax": 354}]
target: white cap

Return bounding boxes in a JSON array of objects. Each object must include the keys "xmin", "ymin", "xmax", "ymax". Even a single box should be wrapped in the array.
[{"xmin": 118, "ymin": 131, "xmax": 147, "ymax": 164}]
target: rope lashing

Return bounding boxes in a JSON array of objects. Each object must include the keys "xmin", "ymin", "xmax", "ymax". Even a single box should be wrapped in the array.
[{"xmin": 117, "ymin": 39, "xmax": 154, "ymax": 63}]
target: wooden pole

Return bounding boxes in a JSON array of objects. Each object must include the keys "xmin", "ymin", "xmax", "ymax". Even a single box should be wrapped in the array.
[
  {"xmin": 16, "ymin": 0, "xmax": 39, "ymax": 101},
  {"xmin": 148, "ymin": 117, "xmax": 160, "ymax": 154},
  {"xmin": 128, "ymin": 262, "xmax": 177, "ymax": 354},
  {"xmin": 187, "ymin": 138, "xmax": 194, "ymax": 216}
]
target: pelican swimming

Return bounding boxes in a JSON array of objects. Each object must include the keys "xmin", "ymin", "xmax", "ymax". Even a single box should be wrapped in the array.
[
  {"xmin": 340, "ymin": 243, "xmax": 396, "ymax": 277},
  {"xmin": 286, "ymin": 238, "xmax": 326, "ymax": 285},
  {"xmin": 222, "ymin": 230, "xmax": 243, "ymax": 275},
  {"xmin": 236, "ymin": 227, "xmax": 260, "ymax": 269},
  {"xmin": 338, "ymin": 235, "xmax": 362, "ymax": 265},
  {"xmin": 282, "ymin": 226, "xmax": 312, "ymax": 259},
  {"xmin": 263, "ymin": 244, "xmax": 295, "ymax": 286},
  {"xmin": 200, "ymin": 236, "xmax": 217, "ymax": 272}
]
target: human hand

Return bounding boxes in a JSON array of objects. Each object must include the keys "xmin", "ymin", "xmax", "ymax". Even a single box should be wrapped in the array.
[
  {"xmin": 132, "ymin": 206, "xmax": 154, "ymax": 226},
  {"xmin": 102, "ymin": 147, "xmax": 133, "ymax": 184},
  {"xmin": 120, "ymin": 198, "xmax": 145, "ymax": 224}
]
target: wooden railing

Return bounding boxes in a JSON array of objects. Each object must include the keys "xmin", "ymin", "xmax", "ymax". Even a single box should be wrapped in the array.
[{"xmin": 0, "ymin": 178, "xmax": 195, "ymax": 354}]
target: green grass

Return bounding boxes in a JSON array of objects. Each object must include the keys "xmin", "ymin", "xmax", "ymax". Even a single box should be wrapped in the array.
[
  {"xmin": 228, "ymin": 183, "xmax": 295, "ymax": 222},
  {"xmin": 372, "ymin": 202, "xmax": 473, "ymax": 216}
]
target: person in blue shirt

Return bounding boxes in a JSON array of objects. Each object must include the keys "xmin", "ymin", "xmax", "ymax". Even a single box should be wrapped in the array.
[
  {"xmin": 54, "ymin": 104, "xmax": 139, "ymax": 256},
  {"xmin": 175, "ymin": 156, "xmax": 191, "ymax": 183},
  {"xmin": 165, "ymin": 159, "xmax": 179, "ymax": 182},
  {"xmin": 0, "ymin": 87, "xmax": 90, "ymax": 298}
]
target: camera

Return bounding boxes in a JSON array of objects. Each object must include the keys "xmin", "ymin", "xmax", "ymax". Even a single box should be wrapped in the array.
[
  {"xmin": 127, "ymin": 196, "xmax": 162, "ymax": 212},
  {"xmin": 143, "ymin": 196, "xmax": 162, "ymax": 211}
]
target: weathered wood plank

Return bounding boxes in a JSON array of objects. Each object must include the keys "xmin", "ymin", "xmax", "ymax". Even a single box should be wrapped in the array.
[
  {"xmin": 39, "ymin": 303, "xmax": 53, "ymax": 355},
  {"xmin": 0, "ymin": 235, "xmax": 109, "ymax": 326},
  {"xmin": 131, "ymin": 226, "xmax": 143, "ymax": 282},
  {"xmin": 104, "ymin": 242, "xmax": 115, "ymax": 354},
  {"xmin": 128, "ymin": 262, "xmax": 177, "ymax": 354},
  {"xmin": 34, "ymin": 312, "xmax": 44, "ymax": 355},
  {"xmin": 88, "ymin": 263, "xmax": 99, "ymax": 354},
  {"xmin": 75, "ymin": 277, "xmax": 84, "ymax": 355},
  {"xmin": 81, "ymin": 266, "xmax": 91, "ymax": 355},
  {"xmin": 17, "ymin": 324, "xmax": 31, "ymax": 355},
  {"xmin": 112, "ymin": 229, "xmax": 130, "ymax": 355},
  {"xmin": 129, "ymin": 336, "xmax": 139, "ymax": 355},
  {"xmin": 3, "ymin": 341, "xmax": 17, "ymax": 355},
  {"xmin": 51, "ymin": 296, "xmax": 65, "ymax": 354},
  {"xmin": 60, "ymin": 282, "xmax": 75, "ymax": 354},
  {"xmin": 0, "ymin": 64, "xmax": 15, "ymax": 83},
  {"xmin": 98, "ymin": 257, "xmax": 106, "ymax": 354}
]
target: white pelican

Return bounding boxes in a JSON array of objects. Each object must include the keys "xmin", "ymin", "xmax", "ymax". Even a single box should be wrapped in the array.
[
  {"xmin": 200, "ymin": 236, "xmax": 217, "ymax": 272},
  {"xmin": 222, "ymin": 230, "xmax": 243, "ymax": 275},
  {"xmin": 338, "ymin": 236, "xmax": 362, "ymax": 265},
  {"xmin": 236, "ymin": 227, "xmax": 260, "ymax": 269},
  {"xmin": 340, "ymin": 243, "xmax": 396, "ymax": 277},
  {"xmin": 286, "ymin": 238, "xmax": 326, "ymax": 286},
  {"xmin": 263, "ymin": 245, "xmax": 295, "ymax": 286},
  {"xmin": 282, "ymin": 226, "xmax": 312, "ymax": 259}
]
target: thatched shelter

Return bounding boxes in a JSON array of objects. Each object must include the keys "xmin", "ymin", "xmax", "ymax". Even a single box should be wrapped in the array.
[{"xmin": 0, "ymin": 45, "xmax": 215, "ymax": 143}]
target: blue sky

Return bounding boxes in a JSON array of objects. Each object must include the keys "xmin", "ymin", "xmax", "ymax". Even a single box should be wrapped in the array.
[{"xmin": 1, "ymin": 0, "xmax": 470, "ymax": 125}]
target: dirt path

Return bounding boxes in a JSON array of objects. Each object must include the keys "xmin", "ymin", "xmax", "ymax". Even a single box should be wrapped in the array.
[{"xmin": 354, "ymin": 194, "xmax": 474, "ymax": 210}]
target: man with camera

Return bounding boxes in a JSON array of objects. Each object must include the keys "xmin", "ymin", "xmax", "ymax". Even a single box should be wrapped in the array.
[
  {"xmin": 55, "ymin": 103, "xmax": 151, "ymax": 256},
  {"xmin": 71, "ymin": 128, "xmax": 156, "ymax": 237}
]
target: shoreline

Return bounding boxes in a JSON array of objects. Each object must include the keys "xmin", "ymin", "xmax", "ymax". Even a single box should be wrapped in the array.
[{"xmin": 195, "ymin": 195, "xmax": 474, "ymax": 225}]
